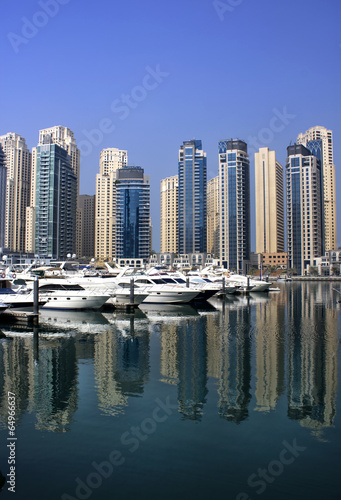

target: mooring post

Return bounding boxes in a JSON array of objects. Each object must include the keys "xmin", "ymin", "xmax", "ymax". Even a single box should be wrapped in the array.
[
  {"xmin": 222, "ymin": 276, "xmax": 226, "ymax": 295},
  {"xmin": 33, "ymin": 276, "xmax": 39, "ymax": 315},
  {"xmin": 130, "ymin": 278, "xmax": 135, "ymax": 304},
  {"xmin": 186, "ymin": 277, "xmax": 190, "ymax": 288}
]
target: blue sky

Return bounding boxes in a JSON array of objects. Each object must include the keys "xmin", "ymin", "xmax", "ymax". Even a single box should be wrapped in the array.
[{"xmin": 1, "ymin": 0, "xmax": 341, "ymax": 251}]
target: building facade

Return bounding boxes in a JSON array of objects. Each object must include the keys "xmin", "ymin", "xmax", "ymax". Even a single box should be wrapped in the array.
[
  {"xmin": 219, "ymin": 139, "xmax": 250, "ymax": 272},
  {"xmin": 255, "ymin": 147, "xmax": 284, "ymax": 255},
  {"xmin": 26, "ymin": 126, "xmax": 80, "ymax": 254},
  {"xmin": 286, "ymin": 144, "xmax": 322, "ymax": 275},
  {"xmin": 207, "ymin": 176, "xmax": 220, "ymax": 257},
  {"xmin": 0, "ymin": 145, "xmax": 6, "ymax": 251},
  {"xmin": 34, "ymin": 144, "xmax": 77, "ymax": 259},
  {"xmin": 115, "ymin": 167, "xmax": 150, "ymax": 260},
  {"xmin": 178, "ymin": 140, "xmax": 207, "ymax": 254},
  {"xmin": 160, "ymin": 175, "xmax": 178, "ymax": 253},
  {"xmin": 78, "ymin": 195, "xmax": 95, "ymax": 258},
  {"xmin": 95, "ymin": 148, "xmax": 127, "ymax": 261},
  {"xmin": 297, "ymin": 126, "xmax": 337, "ymax": 252},
  {"xmin": 0, "ymin": 133, "xmax": 31, "ymax": 253}
]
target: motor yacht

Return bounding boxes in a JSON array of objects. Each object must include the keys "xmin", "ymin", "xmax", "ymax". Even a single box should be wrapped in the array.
[{"xmin": 115, "ymin": 274, "xmax": 200, "ymax": 304}]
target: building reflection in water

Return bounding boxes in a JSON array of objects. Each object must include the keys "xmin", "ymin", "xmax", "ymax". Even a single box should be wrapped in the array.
[
  {"xmin": 215, "ymin": 301, "xmax": 252, "ymax": 423},
  {"xmin": 286, "ymin": 283, "xmax": 338, "ymax": 436},
  {"xmin": 94, "ymin": 315, "xmax": 150, "ymax": 417},
  {"xmin": 158, "ymin": 310, "xmax": 208, "ymax": 420},
  {"xmin": 0, "ymin": 335, "xmax": 31, "ymax": 428},
  {"xmin": 0, "ymin": 282, "xmax": 338, "ymax": 436},
  {"xmin": 177, "ymin": 316, "xmax": 208, "ymax": 420},
  {"xmin": 254, "ymin": 292, "xmax": 285, "ymax": 412},
  {"xmin": 0, "ymin": 331, "xmax": 78, "ymax": 433}
]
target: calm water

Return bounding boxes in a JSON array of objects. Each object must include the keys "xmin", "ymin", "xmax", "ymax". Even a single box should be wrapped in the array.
[{"xmin": 0, "ymin": 282, "xmax": 340, "ymax": 500}]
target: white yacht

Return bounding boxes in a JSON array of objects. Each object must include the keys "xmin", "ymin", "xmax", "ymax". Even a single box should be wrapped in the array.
[
  {"xmin": 115, "ymin": 274, "xmax": 200, "ymax": 304},
  {"xmin": 0, "ymin": 277, "xmax": 46, "ymax": 310},
  {"xmin": 224, "ymin": 274, "xmax": 272, "ymax": 292},
  {"xmin": 27, "ymin": 281, "xmax": 111, "ymax": 310}
]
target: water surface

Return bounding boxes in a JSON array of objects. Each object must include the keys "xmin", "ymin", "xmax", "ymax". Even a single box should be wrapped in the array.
[{"xmin": 0, "ymin": 282, "xmax": 340, "ymax": 500}]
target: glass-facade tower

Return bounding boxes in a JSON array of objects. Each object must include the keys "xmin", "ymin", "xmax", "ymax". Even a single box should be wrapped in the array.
[
  {"xmin": 219, "ymin": 140, "xmax": 250, "ymax": 272},
  {"xmin": 115, "ymin": 167, "xmax": 150, "ymax": 259},
  {"xmin": 35, "ymin": 144, "xmax": 77, "ymax": 259},
  {"xmin": 178, "ymin": 140, "xmax": 207, "ymax": 254}
]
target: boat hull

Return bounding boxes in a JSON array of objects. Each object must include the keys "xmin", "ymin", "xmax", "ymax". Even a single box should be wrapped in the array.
[
  {"xmin": 142, "ymin": 290, "xmax": 199, "ymax": 304},
  {"xmin": 41, "ymin": 293, "xmax": 110, "ymax": 310}
]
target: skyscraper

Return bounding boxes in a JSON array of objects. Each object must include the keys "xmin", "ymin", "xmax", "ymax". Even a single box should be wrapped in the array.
[
  {"xmin": 0, "ymin": 133, "xmax": 31, "ymax": 253},
  {"xmin": 78, "ymin": 195, "xmax": 95, "ymax": 258},
  {"xmin": 207, "ymin": 176, "xmax": 219, "ymax": 257},
  {"xmin": 160, "ymin": 175, "xmax": 178, "ymax": 253},
  {"xmin": 255, "ymin": 147, "xmax": 284, "ymax": 254},
  {"xmin": 95, "ymin": 148, "xmax": 127, "ymax": 261},
  {"xmin": 115, "ymin": 167, "xmax": 150, "ymax": 260},
  {"xmin": 286, "ymin": 144, "xmax": 322, "ymax": 275},
  {"xmin": 26, "ymin": 126, "xmax": 80, "ymax": 253},
  {"xmin": 37, "ymin": 126, "xmax": 80, "ymax": 193},
  {"xmin": 0, "ymin": 145, "xmax": 6, "ymax": 251},
  {"xmin": 178, "ymin": 140, "xmax": 207, "ymax": 254},
  {"xmin": 297, "ymin": 126, "xmax": 337, "ymax": 251},
  {"xmin": 219, "ymin": 139, "xmax": 250, "ymax": 272},
  {"xmin": 34, "ymin": 143, "xmax": 77, "ymax": 259}
]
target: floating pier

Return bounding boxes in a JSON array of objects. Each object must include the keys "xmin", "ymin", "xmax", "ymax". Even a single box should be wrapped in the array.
[{"xmin": 1, "ymin": 310, "xmax": 39, "ymax": 325}]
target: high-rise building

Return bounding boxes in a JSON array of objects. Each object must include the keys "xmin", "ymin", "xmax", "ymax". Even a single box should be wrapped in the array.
[
  {"xmin": 0, "ymin": 133, "xmax": 31, "ymax": 253},
  {"xmin": 116, "ymin": 167, "xmax": 150, "ymax": 260},
  {"xmin": 26, "ymin": 126, "xmax": 80, "ymax": 253},
  {"xmin": 286, "ymin": 144, "xmax": 322, "ymax": 275},
  {"xmin": 37, "ymin": 126, "xmax": 80, "ymax": 192},
  {"xmin": 297, "ymin": 126, "xmax": 337, "ymax": 251},
  {"xmin": 0, "ymin": 145, "xmax": 6, "ymax": 251},
  {"xmin": 255, "ymin": 147, "xmax": 284, "ymax": 254},
  {"xmin": 219, "ymin": 139, "xmax": 250, "ymax": 272},
  {"xmin": 178, "ymin": 140, "xmax": 207, "ymax": 254},
  {"xmin": 160, "ymin": 175, "xmax": 178, "ymax": 253},
  {"xmin": 34, "ymin": 143, "xmax": 77, "ymax": 259},
  {"xmin": 207, "ymin": 176, "xmax": 219, "ymax": 257},
  {"xmin": 95, "ymin": 148, "xmax": 127, "ymax": 261},
  {"xmin": 99, "ymin": 148, "xmax": 127, "ymax": 175},
  {"xmin": 78, "ymin": 195, "xmax": 95, "ymax": 258}
]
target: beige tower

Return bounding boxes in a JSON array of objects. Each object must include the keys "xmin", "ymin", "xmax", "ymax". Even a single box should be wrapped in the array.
[
  {"xmin": 255, "ymin": 147, "xmax": 284, "ymax": 254},
  {"xmin": 297, "ymin": 126, "xmax": 337, "ymax": 251},
  {"xmin": 207, "ymin": 176, "xmax": 219, "ymax": 256},
  {"xmin": 95, "ymin": 148, "xmax": 127, "ymax": 261},
  {"xmin": 26, "ymin": 126, "xmax": 80, "ymax": 254},
  {"xmin": 0, "ymin": 133, "xmax": 31, "ymax": 252},
  {"xmin": 160, "ymin": 175, "xmax": 178, "ymax": 253}
]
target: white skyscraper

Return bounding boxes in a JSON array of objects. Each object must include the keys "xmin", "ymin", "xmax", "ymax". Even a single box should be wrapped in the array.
[
  {"xmin": 297, "ymin": 126, "xmax": 337, "ymax": 252},
  {"xmin": 95, "ymin": 148, "xmax": 128, "ymax": 261}
]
